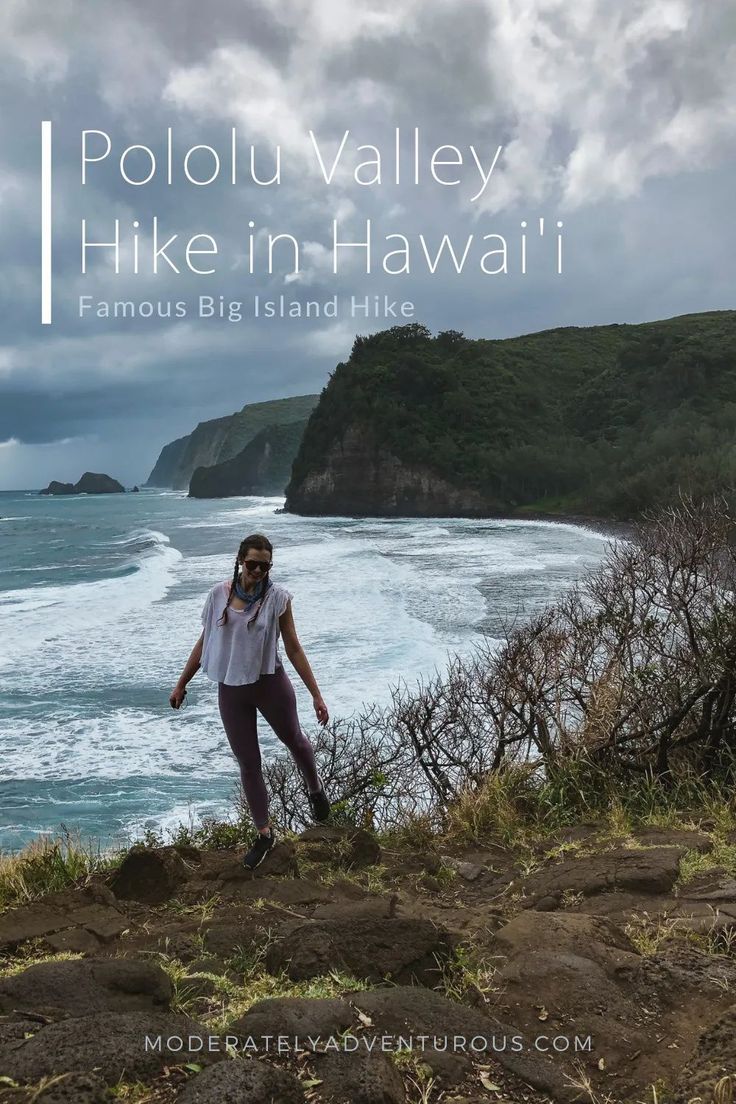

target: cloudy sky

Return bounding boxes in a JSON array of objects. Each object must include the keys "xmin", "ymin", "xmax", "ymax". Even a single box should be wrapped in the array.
[{"xmin": 0, "ymin": 0, "xmax": 734, "ymax": 489}]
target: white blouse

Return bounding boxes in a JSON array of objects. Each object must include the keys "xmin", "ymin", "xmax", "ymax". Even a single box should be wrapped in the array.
[{"xmin": 200, "ymin": 579, "xmax": 293, "ymax": 686}]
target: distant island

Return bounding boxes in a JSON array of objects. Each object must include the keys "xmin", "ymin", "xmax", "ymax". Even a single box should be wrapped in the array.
[
  {"xmin": 146, "ymin": 394, "xmax": 319, "ymax": 492},
  {"xmin": 285, "ymin": 310, "xmax": 736, "ymax": 520},
  {"xmin": 40, "ymin": 473, "xmax": 125, "ymax": 496}
]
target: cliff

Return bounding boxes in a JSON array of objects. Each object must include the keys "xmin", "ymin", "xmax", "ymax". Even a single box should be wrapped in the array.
[
  {"xmin": 40, "ymin": 472, "xmax": 125, "ymax": 496},
  {"xmin": 145, "ymin": 394, "xmax": 319, "ymax": 490},
  {"xmin": 285, "ymin": 313, "xmax": 736, "ymax": 519},
  {"xmin": 288, "ymin": 422, "xmax": 502, "ymax": 516},
  {"xmin": 189, "ymin": 420, "xmax": 309, "ymax": 498},
  {"xmin": 145, "ymin": 435, "xmax": 189, "ymax": 488}
]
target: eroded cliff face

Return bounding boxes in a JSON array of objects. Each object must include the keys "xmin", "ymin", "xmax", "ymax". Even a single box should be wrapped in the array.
[
  {"xmin": 285, "ymin": 424, "xmax": 499, "ymax": 517},
  {"xmin": 145, "ymin": 395, "xmax": 320, "ymax": 490},
  {"xmin": 188, "ymin": 421, "xmax": 308, "ymax": 498}
]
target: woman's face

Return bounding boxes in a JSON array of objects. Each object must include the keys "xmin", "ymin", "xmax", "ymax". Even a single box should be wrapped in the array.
[{"xmin": 239, "ymin": 547, "xmax": 272, "ymax": 586}]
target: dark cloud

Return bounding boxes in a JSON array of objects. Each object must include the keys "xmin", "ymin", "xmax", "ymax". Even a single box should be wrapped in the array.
[{"xmin": 0, "ymin": 0, "xmax": 733, "ymax": 488}]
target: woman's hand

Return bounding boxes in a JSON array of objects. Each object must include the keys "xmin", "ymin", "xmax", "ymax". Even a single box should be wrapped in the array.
[
  {"xmin": 169, "ymin": 684, "xmax": 187, "ymax": 710},
  {"xmin": 313, "ymin": 694, "xmax": 329, "ymax": 726}
]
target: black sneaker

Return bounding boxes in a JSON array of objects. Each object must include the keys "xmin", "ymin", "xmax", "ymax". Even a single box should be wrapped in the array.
[
  {"xmin": 243, "ymin": 827, "xmax": 275, "ymax": 870},
  {"xmin": 308, "ymin": 784, "xmax": 331, "ymax": 823}
]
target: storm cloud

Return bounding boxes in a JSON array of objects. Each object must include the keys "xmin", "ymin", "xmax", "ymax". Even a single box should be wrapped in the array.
[{"xmin": 0, "ymin": 0, "xmax": 734, "ymax": 488}]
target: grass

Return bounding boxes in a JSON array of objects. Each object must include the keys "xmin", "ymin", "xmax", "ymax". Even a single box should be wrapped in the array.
[
  {"xmin": 0, "ymin": 828, "xmax": 122, "ymax": 912},
  {"xmin": 0, "ymin": 949, "xmax": 83, "ymax": 978},
  {"xmin": 442, "ymin": 753, "xmax": 736, "ymax": 853},
  {"xmin": 439, "ymin": 940, "xmax": 504, "ymax": 1006},
  {"xmin": 677, "ymin": 841, "xmax": 736, "ymax": 886},
  {"xmin": 141, "ymin": 930, "xmax": 372, "ymax": 1035}
]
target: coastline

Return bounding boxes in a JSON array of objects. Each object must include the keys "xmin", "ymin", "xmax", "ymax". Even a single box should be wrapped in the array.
[
  {"xmin": 509, "ymin": 510, "xmax": 636, "ymax": 541},
  {"xmin": 280, "ymin": 503, "xmax": 636, "ymax": 541}
]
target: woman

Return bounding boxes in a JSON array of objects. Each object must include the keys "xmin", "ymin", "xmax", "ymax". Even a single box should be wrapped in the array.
[{"xmin": 170, "ymin": 533, "xmax": 330, "ymax": 869}]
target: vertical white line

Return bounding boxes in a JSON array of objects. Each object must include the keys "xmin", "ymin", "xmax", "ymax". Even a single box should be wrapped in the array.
[{"xmin": 41, "ymin": 121, "xmax": 52, "ymax": 324}]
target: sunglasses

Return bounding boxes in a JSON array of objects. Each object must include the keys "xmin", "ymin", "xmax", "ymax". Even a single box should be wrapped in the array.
[{"xmin": 242, "ymin": 559, "xmax": 272, "ymax": 573}]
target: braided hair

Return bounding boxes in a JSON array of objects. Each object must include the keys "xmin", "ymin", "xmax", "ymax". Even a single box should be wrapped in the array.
[{"xmin": 218, "ymin": 533, "xmax": 274, "ymax": 626}]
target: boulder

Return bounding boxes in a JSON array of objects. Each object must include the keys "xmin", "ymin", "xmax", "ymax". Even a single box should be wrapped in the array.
[
  {"xmin": 109, "ymin": 846, "xmax": 191, "ymax": 904},
  {"xmin": 312, "ymin": 896, "xmax": 398, "ymax": 921},
  {"xmin": 512, "ymin": 846, "xmax": 686, "ymax": 908},
  {"xmin": 298, "ymin": 825, "xmax": 381, "ymax": 868},
  {"xmin": 351, "ymin": 986, "xmax": 577, "ymax": 1099},
  {"xmin": 0, "ymin": 958, "xmax": 172, "ymax": 1019},
  {"xmin": 673, "ymin": 1004, "xmax": 736, "ymax": 1104},
  {"xmin": 230, "ymin": 996, "xmax": 354, "ymax": 1043},
  {"xmin": 313, "ymin": 1049, "xmax": 405, "ymax": 1104},
  {"xmin": 213, "ymin": 841, "xmax": 300, "ymax": 891},
  {"xmin": 440, "ymin": 855, "xmax": 485, "ymax": 881},
  {"xmin": 177, "ymin": 1057, "xmax": 304, "ymax": 1103},
  {"xmin": 265, "ymin": 917, "xmax": 454, "ymax": 986},
  {"xmin": 0, "ymin": 884, "xmax": 126, "ymax": 953},
  {"xmin": 0, "ymin": 1011, "xmax": 217, "ymax": 1084}
]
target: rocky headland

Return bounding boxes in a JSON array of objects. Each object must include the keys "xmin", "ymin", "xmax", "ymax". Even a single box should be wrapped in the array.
[
  {"xmin": 285, "ymin": 312, "xmax": 736, "ymax": 521},
  {"xmin": 39, "ymin": 473, "xmax": 125, "ymax": 496},
  {"xmin": 146, "ymin": 395, "xmax": 319, "ymax": 491}
]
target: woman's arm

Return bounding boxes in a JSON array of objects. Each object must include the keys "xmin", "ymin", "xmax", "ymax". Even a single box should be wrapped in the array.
[
  {"xmin": 279, "ymin": 601, "xmax": 329, "ymax": 725},
  {"xmin": 170, "ymin": 632, "xmax": 204, "ymax": 709}
]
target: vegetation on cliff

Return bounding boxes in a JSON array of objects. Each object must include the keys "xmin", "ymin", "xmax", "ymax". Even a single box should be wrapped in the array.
[
  {"xmin": 286, "ymin": 311, "xmax": 736, "ymax": 518},
  {"xmin": 146, "ymin": 395, "xmax": 319, "ymax": 490},
  {"xmin": 188, "ymin": 420, "xmax": 309, "ymax": 498}
]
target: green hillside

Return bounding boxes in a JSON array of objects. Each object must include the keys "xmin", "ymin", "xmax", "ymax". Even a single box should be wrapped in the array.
[
  {"xmin": 286, "ymin": 312, "xmax": 736, "ymax": 518},
  {"xmin": 146, "ymin": 394, "xmax": 319, "ymax": 490},
  {"xmin": 189, "ymin": 421, "xmax": 308, "ymax": 498}
]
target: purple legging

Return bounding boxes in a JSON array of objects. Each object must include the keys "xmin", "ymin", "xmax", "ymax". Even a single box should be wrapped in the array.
[{"xmin": 217, "ymin": 664, "xmax": 321, "ymax": 829}]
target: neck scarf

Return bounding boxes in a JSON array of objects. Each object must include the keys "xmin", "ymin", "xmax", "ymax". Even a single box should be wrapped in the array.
[
  {"xmin": 235, "ymin": 578, "xmax": 266, "ymax": 604},
  {"xmin": 234, "ymin": 576, "xmax": 272, "ymax": 624}
]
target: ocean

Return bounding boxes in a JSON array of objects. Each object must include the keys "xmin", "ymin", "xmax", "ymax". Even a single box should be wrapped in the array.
[{"xmin": 0, "ymin": 489, "xmax": 610, "ymax": 852}]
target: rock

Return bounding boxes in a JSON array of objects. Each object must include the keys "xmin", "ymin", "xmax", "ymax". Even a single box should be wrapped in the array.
[
  {"xmin": 313, "ymin": 896, "xmax": 398, "ymax": 921},
  {"xmin": 351, "ymin": 986, "xmax": 577, "ymax": 1098},
  {"xmin": 0, "ymin": 958, "xmax": 172, "ymax": 1019},
  {"xmin": 440, "ymin": 855, "xmax": 485, "ymax": 881},
  {"xmin": 0, "ymin": 1011, "xmax": 217, "ymax": 1084},
  {"xmin": 673, "ymin": 1004, "xmax": 736, "ymax": 1104},
  {"xmin": 632, "ymin": 827, "xmax": 713, "ymax": 853},
  {"xmin": 490, "ymin": 909, "xmax": 736, "ymax": 1100},
  {"xmin": 298, "ymin": 825, "xmax": 382, "ymax": 868},
  {"xmin": 494, "ymin": 911, "xmax": 638, "ymax": 960},
  {"xmin": 266, "ymin": 917, "xmax": 454, "ymax": 986},
  {"xmin": 285, "ymin": 422, "xmax": 497, "ymax": 517},
  {"xmin": 109, "ymin": 846, "xmax": 191, "ymax": 903},
  {"xmin": 230, "ymin": 996, "xmax": 354, "ymax": 1043},
  {"xmin": 514, "ymin": 846, "xmax": 686, "ymax": 908},
  {"xmin": 43, "ymin": 927, "xmax": 105, "ymax": 954},
  {"xmin": 678, "ymin": 875, "xmax": 736, "ymax": 902},
  {"xmin": 40, "ymin": 473, "xmax": 124, "ymax": 496},
  {"xmin": 177, "ymin": 1057, "xmax": 304, "ymax": 1103},
  {"xmin": 0, "ymin": 885, "xmax": 127, "ymax": 952},
  {"xmin": 214, "ymin": 841, "xmax": 300, "ymax": 889},
  {"xmin": 314, "ymin": 1049, "xmax": 405, "ymax": 1104}
]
